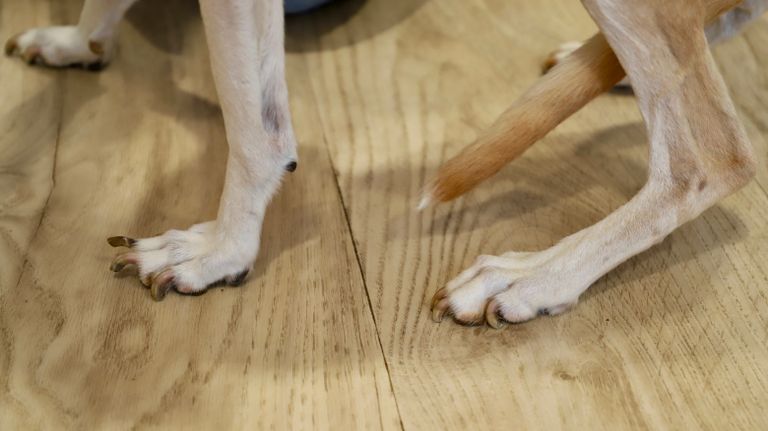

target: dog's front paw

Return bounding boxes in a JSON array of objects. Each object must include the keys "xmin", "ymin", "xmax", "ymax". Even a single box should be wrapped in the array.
[
  {"xmin": 431, "ymin": 252, "xmax": 580, "ymax": 328},
  {"xmin": 5, "ymin": 26, "xmax": 107, "ymax": 69},
  {"xmin": 107, "ymin": 221, "xmax": 255, "ymax": 301}
]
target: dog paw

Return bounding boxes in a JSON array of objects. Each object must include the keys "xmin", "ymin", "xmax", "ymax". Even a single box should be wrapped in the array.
[
  {"xmin": 430, "ymin": 252, "xmax": 580, "ymax": 328},
  {"xmin": 107, "ymin": 221, "xmax": 254, "ymax": 301},
  {"xmin": 5, "ymin": 26, "xmax": 107, "ymax": 70}
]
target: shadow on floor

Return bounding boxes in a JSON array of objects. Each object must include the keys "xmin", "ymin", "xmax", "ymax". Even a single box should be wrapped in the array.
[{"xmin": 286, "ymin": 0, "xmax": 430, "ymax": 52}]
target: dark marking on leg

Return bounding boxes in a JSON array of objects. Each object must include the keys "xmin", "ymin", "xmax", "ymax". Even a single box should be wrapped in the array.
[{"xmin": 261, "ymin": 99, "xmax": 284, "ymax": 135}]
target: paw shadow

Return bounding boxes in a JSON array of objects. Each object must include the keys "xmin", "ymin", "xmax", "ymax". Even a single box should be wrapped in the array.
[
  {"xmin": 342, "ymin": 118, "xmax": 751, "ymax": 308},
  {"xmin": 425, "ymin": 123, "xmax": 649, "ymax": 244},
  {"xmin": 352, "ymin": 122, "xmax": 649, "ymax": 250},
  {"xmin": 126, "ymin": 0, "xmax": 201, "ymax": 55}
]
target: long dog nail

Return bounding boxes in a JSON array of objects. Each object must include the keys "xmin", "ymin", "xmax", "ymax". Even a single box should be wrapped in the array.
[
  {"xmin": 110, "ymin": 253, "xmax": 138, "ymax": 272},
  {"xmin": 150, "ymin": 270, "xmax": 175, "ymax": 301},
  {"xmin": 485, "ymin": 299, "xmax": 505, "ymax": 329},
  {"xmin": 5, "ymin": 36, "xmax": 19, "ymax": 55},
  {"xmin": 431, "ymin": 288, "xmax": 447, "ymax": 309},
  {"xmin": 431, "ymin": 298, "xmax": 450, "ymax": 323},
  {"xmin": 107, "ymin": 236, "xmax": 137, "ymax": 248}
]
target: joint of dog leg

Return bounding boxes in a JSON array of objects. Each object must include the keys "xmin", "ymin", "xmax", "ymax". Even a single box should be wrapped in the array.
[
  {"xmin": 285, "ymin": 160, "xmax": 297, "ymax": 172},
  {"xmin": 728, "ymin": 153, "xmax": 757, "ymax": 187}
]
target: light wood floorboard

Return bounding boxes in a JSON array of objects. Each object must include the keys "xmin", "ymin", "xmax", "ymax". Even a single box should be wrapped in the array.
[{"xmin": 1, "ymin": 0, "xmax": 767, "ymax": 429}]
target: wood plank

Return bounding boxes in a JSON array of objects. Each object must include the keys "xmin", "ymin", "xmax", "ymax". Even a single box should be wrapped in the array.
[
  {"xmin": 294, "ymin": 0, "xmax": 768, "ymax": 429},
  {"xmin": 0, "ymin": 0, "xmax": 63, "ymax": 327},
  {"xmin": 0, "ymin": 0, "xmax": 400, "ymax": 429}
]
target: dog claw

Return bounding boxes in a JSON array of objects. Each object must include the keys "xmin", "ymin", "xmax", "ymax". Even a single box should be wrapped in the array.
[
  {"xmin": 431, "ymin": 287, "xmax": 447, "ymax": 309},
  {"xmin": 150, "ymin": 270, "xmax": 175, "ymax": 301},
  {"xmin": 110, "ymin": 253, "xmax": 138, "ymax": 272},
  {"xmin": 453, "ymin": 310, "xmax": 486, "ymax": 326},
  {"xmin": 21, "ymin": 46, "xmax": 42, "ymax": 65},
  {"xmin": 5, "ymin": 34, "xmax": 20, "ymax": 55},
  {"xmin": 107, "ymin": 236, "xmax": 137, "ymax": 248},
  {"xmin": 485, "ymin": 299, "xmax": 505, "ymax": 329},
  {"xmin": 431, "ymin": 298, "xmax": 450, "ymax": 323}
]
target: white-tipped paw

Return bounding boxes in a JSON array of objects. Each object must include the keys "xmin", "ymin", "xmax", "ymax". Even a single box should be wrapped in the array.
[
  {"xmin": 431, "ymin": 253, "xmax": 580, "ymax": 328},
  {"xmin": 5, "ymin": 26, "xmax": 107, "ymax": 69},
  {"xmin": 108, "ymin": 221, "xmax": 254, "ymax": 301}
]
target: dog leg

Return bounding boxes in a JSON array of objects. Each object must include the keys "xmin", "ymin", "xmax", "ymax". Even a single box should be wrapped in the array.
[
  {"xmin": 424, "ymin": 0, "xmax": 758, "ymax": 204},
  {"xmin": 543, "ymin": 0, "xmax": 768, "ymax": 84},
  {"xmin": 108, "ymin": 0, "xmax": 296, "ymax": 300},
  {"xmin": 706, "ymin": 0, "xmax": 768, "ymax": 43},
  {"xmin": 432, "ymin": 0, "xmax": 756, "ymax": 327},
  {"xmin": 4, "ymin": 0, "xmax": 138, "ymax": 69}
]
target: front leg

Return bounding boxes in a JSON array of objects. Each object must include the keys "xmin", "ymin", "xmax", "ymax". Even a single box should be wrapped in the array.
[
  {"xmin": 432, "ymin": 0, "xmax": 756, "ymax": 326},
  {"xmin": 109, "ymin": 0, "xmax": 297, "ymax": 300}
]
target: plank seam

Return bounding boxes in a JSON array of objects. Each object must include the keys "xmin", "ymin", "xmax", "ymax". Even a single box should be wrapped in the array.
[
  {"xmin": 322, "ymin": 137, "xmax": 406, "ymax": 431},
  {"xmin": 11, "ymin": 78, "xmax": 64, "ymax": 293}
]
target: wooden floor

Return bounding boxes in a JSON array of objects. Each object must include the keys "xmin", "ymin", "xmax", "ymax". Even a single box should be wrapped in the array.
[{"xmin": 2, "ymin": 0, "xmax": 767, "ymax": 429}]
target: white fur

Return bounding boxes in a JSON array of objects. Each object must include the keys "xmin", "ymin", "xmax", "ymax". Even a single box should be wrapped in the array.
[
  {"xmin": 13, "ymin": 26, "xmax": 100, "ymax": 65},
  {"xmin": 6, "ymin": 0, "xmax": 138, "ymax": 66},
  {"xmin": 127, "ymin": 0, "xmax": 297, "ymax": 293}
]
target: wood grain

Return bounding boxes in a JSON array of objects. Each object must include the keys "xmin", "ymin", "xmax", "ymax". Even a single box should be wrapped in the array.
[
  {"xmin": 1, "ymin": 0, "xmax": 767, "ymax": 429},
  {"xmin": 290, "ymin": 0, "xmax": 768, "ymax": 430},
  {"xmin": 0, "ymin": 0, "xmax": 398, "ymax": 429}
]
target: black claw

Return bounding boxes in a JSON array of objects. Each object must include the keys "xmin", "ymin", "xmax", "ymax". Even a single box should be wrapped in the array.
[
  {"xmin": 285, "ymin": 161, "xmax": 297, "ymax": 172},
  {"xmin": 107, "ymin": 236, "xmax": 136, "ymax": 248}
]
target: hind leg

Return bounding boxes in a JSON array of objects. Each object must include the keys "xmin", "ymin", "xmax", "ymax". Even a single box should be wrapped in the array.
[
  {"xmin": 543, "ymin": 0, "xmax": 768, "ymax": 85},
  {"xmin": 5, "ymin": 0, "xmax": 138, "ymax": 68}
]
